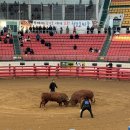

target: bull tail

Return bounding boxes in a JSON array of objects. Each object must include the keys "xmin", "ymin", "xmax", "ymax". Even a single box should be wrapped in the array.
[
  {"xmin": 40, "ymin": 101, "xmax": 42, "ymax": 108},
  {"xmin": 92, "ymin": 96, "xmax": 95, "ymax": 103}
]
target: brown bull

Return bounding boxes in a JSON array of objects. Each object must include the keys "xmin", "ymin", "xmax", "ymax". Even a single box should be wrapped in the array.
[
  {"xmin": 70, "ymin": 89, "xmax": 95, "ymax": 106},
  {"xmin": 40, "ymin": 92, "xmax": 69, "ymax": 108}
]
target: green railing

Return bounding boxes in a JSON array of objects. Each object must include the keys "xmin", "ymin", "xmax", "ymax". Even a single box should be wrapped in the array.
[
  {"xmin": 99, "ymin": 0, "xmax": 111, "ymax": 28},
  {"xmin": 13, "ymin": 35, "xmax": 21, "ymax": 55},
  {"xmin": 99, "ymin": 34, "xmax": 111, "ymax": 57}
]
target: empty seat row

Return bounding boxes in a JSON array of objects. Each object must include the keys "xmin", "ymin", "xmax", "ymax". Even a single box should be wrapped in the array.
[{"xmin": 106, "ymin": 34, "xmax": 130, "ymax": 61}]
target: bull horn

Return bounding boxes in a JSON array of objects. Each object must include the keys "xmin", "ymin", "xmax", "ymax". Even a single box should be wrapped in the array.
[
  {"xmin": 92, "ymin": 97, "xmax": 95, "ymax": 103},
  {"xmin": 67, "ymin": 97, "xmax": 71, "ymax": 101}
]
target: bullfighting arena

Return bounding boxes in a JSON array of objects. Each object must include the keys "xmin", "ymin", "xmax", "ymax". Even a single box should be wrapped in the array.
[{"xmin": 0, "ymin": 77, "xmax": 130, "ymax": 130}]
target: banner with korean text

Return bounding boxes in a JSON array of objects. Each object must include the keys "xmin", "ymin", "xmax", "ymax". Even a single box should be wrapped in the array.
[{"xmin": 32, "ymin": 20, "xmax": 98, "ymax": 28}]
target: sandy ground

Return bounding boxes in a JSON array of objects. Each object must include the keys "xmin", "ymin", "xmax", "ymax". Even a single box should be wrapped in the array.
[{"xmin": 0, "ymin": 77, "xmax": 130, "ymax": 130}]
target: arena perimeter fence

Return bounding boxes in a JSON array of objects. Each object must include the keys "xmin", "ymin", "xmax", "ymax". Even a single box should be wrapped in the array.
[{"xmin": 0, "ymin": 65, "xmax": 130, "ymax": 80}]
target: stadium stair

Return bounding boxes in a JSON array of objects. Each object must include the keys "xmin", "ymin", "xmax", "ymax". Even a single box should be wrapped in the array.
[
  {"xmin": 99, "ymin": 0, "xmax": 111, "ymax": 28},
  {"xmin": 13, "ymin": 35, "xmax": 21, "ymax": 55},
  {"xmin": 98, "ymin": 34, "xmax": 111, "ymax": 61}
]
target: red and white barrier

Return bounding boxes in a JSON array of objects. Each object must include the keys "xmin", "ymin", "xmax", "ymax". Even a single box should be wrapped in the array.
[{"xmin": 0, "ymin": 65, "xmax": 130, "ymax": 80}]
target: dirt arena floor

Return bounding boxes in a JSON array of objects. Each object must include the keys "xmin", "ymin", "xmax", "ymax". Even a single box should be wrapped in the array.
[{"xmin": 0, "ymin": 77, "xmax": 130, "ymax": 130}]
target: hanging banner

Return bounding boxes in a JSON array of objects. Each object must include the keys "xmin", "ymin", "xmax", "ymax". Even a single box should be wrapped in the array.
[
  {"xmin": 32, "ymin": 20, "xmax": 98, "ymax": 28},
  {"xmin": 113, "ymin": 18, "xmax": 121, "ymax": 27},
  {"xmin": 20, "ymin": 20, "xmax": 33, "ymax": 29},
  {"xmin": 0, "ymin": 20, "xmax": 6, "ymax": 30},
  {"xmin": 20, "ymin": 20, "xmax": 98, "ymax": 33},
  {"xmin": 109, "ymin": 14, "xmax": 123, "ymax": 27}
]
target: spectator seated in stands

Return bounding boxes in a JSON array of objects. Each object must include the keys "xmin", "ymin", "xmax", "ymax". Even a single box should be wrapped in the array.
[
  {"xmin": 45, "ymin": 41, "xmax": 49, "ymax": 47},
  {"xmin": 49, "ymin": 31, "xmax": 54, "ymax": 36},
  {"xmin": 48, "ymin": 43, "xmax": 51, "ymax": 49},
  {"xmin": 24, "ymin": 50, "xmax": 28, "ymax": 55},
  {"xmin": 42, "ymin": 26, "xmax": 46, "ymax": 33},
  {"xmin": 0, "ymin": 30, "xmax": 4, "ymax": 36},
  {"xmin": 66, "ymin": 26, "xmax": 69, "ymax": 34},
  {"xmin": 3, "ymin": 26, "xmax": 8, "ymax": 33},
  {"xmin": 117, "ymin": 26, "xmax": 120, "ymax": 33},
  {"xmin": 0, "ymin": 36, "xmax": 2, "ymax": 42},
  {"xmin": 70, "ymin": 34, "xmax": 73, "ymax": 39},
  {"xmin": 36, "ymin": 33, "xmax": 40, "ymax": 41},
  {"xmin": 29, "ymin": 26, "xmax": 32, "ymax": 33},
  {"xmin": 97, "ymin": 49, "xmax": 101, "ymax": 53},
  {"xmin": 113, "ymin": 26, "xmax": 116, "ymax": 34},
  {"xmin": 126, "ymin": 26, "xmax": 129, "ymax": 33},
  {"xmin": 90, "ymin": 26, "xmax": 94, "ymax": 34},
  {"xmin": 18, "ymin": 33, "xmax": 22, "ymax": 40},
  {"xmin": 49, "ymin": 46, "xmax": 51, "ymax": 49},
  {"xmin": 25, "ymin": 46, "xmax": 31, "ymax": 53},
  {"xmin": 104, "ymin": 27, "xmax": 107, "ymax": 34},
  {"xmin": 98, "ymin": 26, "xmax": 101, "ymax": 34},
  {"xmin": 20, "ymin": 40, "xmax": 23, "ymax": 47},
  {"xmin": 30, "ymin": 49, "xmax": 34, "ymax": 55},
  {"xmin": 106, "ymin": 62, "xmax": 113, "ymax": 68},
  {"xmin": 35, "ymin": 26, "xmax": 39, "ymax": 32},
  {"xmin": 25, "ymin": 28, "xmax": 28, "ymax": 33},
  {"xmin": 114, "ymin": 31, "xmax": 120, "ymax": 36},
  {"xmin": 25, "ymin": 46, "xmax": 34, "ymax": 55},
  {"xmin": 73, "ymin": 26, "xmax": 76, "ymax": 34},
  {"xmin": 108, "ymin": 26, "xmax": 111, "ymax": 36},
  {"xmin": 73, "ymin": 44, "xmax": 77, "ymax": 50},
  {"xmin": 75, "ymin": 34, "xmax": 79, "ymax": 39},
  {"xmin": 45, "ymin": 41, "xmax": 51, "ymax": 49},
  {"xmin": 4, "ymin": 38, "xmax": 8, "ymax": 44},
  {"xmin": 9, "ymin": 37, "xmax": 13, "ymax": 44},
  {"xmin": 6, "ymin": 33, "xmax": 10, "ymax": 38},
  {"xmin": 41, "ymin": 38, "xmax": 45, "ymax": 44},
  {"xmin": 48, "ymin": 25, "xmax": 52, "ymax": 33},
  {"xmin": 26, "ymin": 36, "xmax": 31, "ymax": 42},
  {"xmin": 94, "ymin": 48, "xmax": 99, "ymax": 53},
  {"xmin": 52, "ymin": 26, "xmax": 57, "ymax": 34},
  {"xmin": 20, "ymin": 30, "xmax": 24, "ymax": 36},
  {"xmin": 46, "ymin": 27, "xmax": 49, "ymax": 33},
  {"xmin": 89, "ymin": 47, "xmax": 93, "ymax": 52},
  {"xmin": 60, "ymin": 27, "xmax": 63, "ymax": 34},
  {"xmin": 87, "ymin": 26, "xmax": 90, "ymax": 34}
]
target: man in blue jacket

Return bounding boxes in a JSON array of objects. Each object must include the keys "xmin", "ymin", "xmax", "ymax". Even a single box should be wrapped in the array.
[{"xmin": 80, "ymin": 97, "xmax": 94, "ymax": 118}]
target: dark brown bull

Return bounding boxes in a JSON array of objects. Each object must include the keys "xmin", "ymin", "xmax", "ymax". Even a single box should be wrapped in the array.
[
  {"xmin": 40, "ymin": 92, "xmax": 69, "ymax": 108},
  {"xmin": 70, "ymin": 89, "xmax": 95, "ymax": 106}
]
